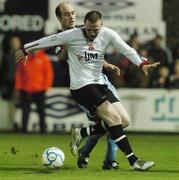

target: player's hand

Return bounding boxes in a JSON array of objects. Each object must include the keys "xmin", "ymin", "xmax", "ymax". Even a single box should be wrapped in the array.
[
  {"xmin": 111, "ymin": 65, "xmax": 121, "ymax": 78},
  {"xmin": 142, "ymin": 62, "xmax": 160, "ymax": 76},
  {"xmin": 15, "ymin": 49, "xmax": 28, "ymax": 64},
  {"xmin": 104, "ymin": 61, "xmax": 121, "ymax": 77},
  {"xmin": 56, "ymin": 45, "xmax": 68, "ymax": 61}
]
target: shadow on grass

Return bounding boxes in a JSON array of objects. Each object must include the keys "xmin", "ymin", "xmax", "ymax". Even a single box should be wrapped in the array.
[
  {"xmin": 122, "ymin": 169, "xmax": 179, "ymax": 174},
  {"xmin": 0, "ymin": 166, "xmax": 74, "ymax": 174},
  {"xmin": 93, "ymin": 168, "xmax": 179, "ymax": 174},
  {"xmin": 149, "ymin": 169, "xmax": 179, "ymax": 174}
]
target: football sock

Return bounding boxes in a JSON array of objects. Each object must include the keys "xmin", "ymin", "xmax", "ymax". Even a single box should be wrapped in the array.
[
  {"xmin": 80, "ymin": 122, "xmax": 106, "ymax": 138},
  {"xmin": 109, "ymin": 124, "xmax": 138, "ymax": 165}
]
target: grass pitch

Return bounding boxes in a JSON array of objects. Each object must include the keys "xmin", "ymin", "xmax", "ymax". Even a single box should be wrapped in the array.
[{"xmin": 0, "ymin": 133, "xmax": 179, "ymax": 180}]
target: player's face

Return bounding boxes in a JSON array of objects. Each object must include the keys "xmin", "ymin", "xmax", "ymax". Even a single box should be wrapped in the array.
[
  {"xmin": 10, "ymin": 37, "xmax": 22, "ymax": 50},
  {"xmin": 59, "ymin": 4, "xmax": 76, "ymax": 30},
  {"xmin": 84, "ymin": 20, "xmax": 102, "ymax": 41}
]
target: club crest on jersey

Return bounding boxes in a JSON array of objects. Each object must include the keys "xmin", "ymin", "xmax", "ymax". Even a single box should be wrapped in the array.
[{"xmin": 88, "ymin": 43, "xmax": 95, "ymax": 50}]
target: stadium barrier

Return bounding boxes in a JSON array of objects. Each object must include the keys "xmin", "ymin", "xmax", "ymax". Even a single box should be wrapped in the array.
[{"xmin": 1, "ymin": 88, "xmax": 179, "ymax": 132}]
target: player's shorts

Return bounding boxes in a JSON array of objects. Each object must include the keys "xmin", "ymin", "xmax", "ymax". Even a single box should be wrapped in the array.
[{"xmin": 71, "ymin": 84, "xmax": 119, "ymax": 115}]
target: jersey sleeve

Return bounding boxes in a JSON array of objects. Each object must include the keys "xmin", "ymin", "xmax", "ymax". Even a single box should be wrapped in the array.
[
  {"xmin": 109, "ymin": 29, "xmax": 143, "ymax": 67},
  {"xmin": 24, "ymin": 30, "xmax": 72, "ymax": 54}
]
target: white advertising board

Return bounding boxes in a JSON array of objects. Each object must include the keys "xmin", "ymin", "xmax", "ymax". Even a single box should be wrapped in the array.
[
  {"xmin": 14, "ymin": 88, "xmax": 90, "ymax": 132},
  {"xmin": 0, "ymin": 98, "xmax": 13, "ymax": 130},
  {"xmin": 13, "ymin": 88, "xmax": 179, "ymax": 133},
  {"xmin": 120, "ymin": 89, "xmax": 179, "ymax": 132}
]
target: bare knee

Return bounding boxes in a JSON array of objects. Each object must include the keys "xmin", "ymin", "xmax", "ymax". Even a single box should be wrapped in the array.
[
  {"xmin": 107, "ymin": 114, "xmax": 122, "ymax": 127},
  {"xmin": 122, "ymin": 115, "xmax": 131, "ymax": 128},
  {"xmin": 97, "ymin": 100, "xmax": 122, "ymax": 127},
  {"xmin": 98, "ymin": 111, "xmax": 121, "ymax": 127},
  {"xmin": 111, "ymin": 102, "xmax": 131, "ymax": 128}
]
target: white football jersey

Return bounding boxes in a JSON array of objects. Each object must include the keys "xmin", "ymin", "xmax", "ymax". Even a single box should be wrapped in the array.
[{"xmin": 24, "ymin": 27, "xmax": 143, "ymax": 90}]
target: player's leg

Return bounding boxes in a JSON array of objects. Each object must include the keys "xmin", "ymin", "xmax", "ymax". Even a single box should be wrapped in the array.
[
  {"xmin": 75, "ymin": 102, "xmax": 131, "ymax": 138},
  {"xmin": 101, "ymin": 90, "xmax": 129, "ymax": 169},
  {"xmin": 77, "ymin": 134, "xmax": 102, "ymax": 168},
  {"xmin": 77, "ymin": 105, "xmax": 107, "ymax": 148},
  {"xmin": 71, "ymin": 84, "xmax": 154, "ymax": 170},
  {"xmin": 72, "ymin": 101, "xmax": 154, "ymax": 170},
  {"xmin": 70, "ymin": 84, "xmax": 129, "ymax": 156},
  {"xmin": 102, "ymin": 134, "xmax": 119, "ymax": 170},
  {"xmin": 97, "ymin": 100, "xmax": 154, "ymax": 171},
  {"xmin": 77, "ymin": 104, "xmax": 111, "ymax": 168},
  {"xmin": 70, "ymin": 121, "xmax": 106, "ymax": 155},
  {"xmin": 103, "ymin": 77, "xmax": 131, "ymax": 128},
  {"xmin": 71, "ymin": 84, "xmax": 129, "ymax": 147},
  {"xmin": 70, "ymin": 85, "xmax": 109, "ymax": 155},
  {"xmin": 100, "ymin": 93, "xmax": 128, "ymax": 170},
  {"xmin": 111, "ymin": 101, "xmax": 131, "ymax": 128},
  {"xmin": 77, "ymin": 104, "xmax": 119, "ymax": 169}
]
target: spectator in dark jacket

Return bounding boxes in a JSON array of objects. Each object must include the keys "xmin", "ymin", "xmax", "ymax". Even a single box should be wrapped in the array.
[
  {"xmin": 170, "ymin": 59, "xmax": 179, "ymax": 88},
  {"xmin": 0, "ymin": 36, "xmax": 21, "ymax": 100}
]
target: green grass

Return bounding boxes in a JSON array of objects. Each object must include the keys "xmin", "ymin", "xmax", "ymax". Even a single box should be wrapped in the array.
[{"xmin": 0, "ymin": 133, "xmax": 179, "ymax": 180}]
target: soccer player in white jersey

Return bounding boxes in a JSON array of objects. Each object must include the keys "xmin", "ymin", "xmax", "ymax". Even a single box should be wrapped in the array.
[
  {"xmin": 55, "ymin": 2, "xmax": 120, "ymax": 169},
  {"xmin": 15, "ymin": 10, "xmax": 160, "ymax": 171}
]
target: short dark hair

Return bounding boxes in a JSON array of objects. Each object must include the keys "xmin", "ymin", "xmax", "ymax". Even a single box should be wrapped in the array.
[
  {"xmin": 55, "ymin": 5, "xmax": 61, "ymax": 17},
  {"xmin": 84, "ymin": 11, "xmax": 102, "ymax": 23}
]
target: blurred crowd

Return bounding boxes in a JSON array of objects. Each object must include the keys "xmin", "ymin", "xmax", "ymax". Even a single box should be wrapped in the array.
[{"xmin": 104, "ymin": 33, "xmax": 179, "ymax": 89}]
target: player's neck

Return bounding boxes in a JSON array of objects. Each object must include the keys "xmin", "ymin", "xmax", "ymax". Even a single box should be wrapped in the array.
[
  {"xmin": 82, "ymin": 28, "xmax": 94, "ymax": 42},
  {"xmin": 61, "ymin": 26, "xmax": 75, "ymax": 31}
]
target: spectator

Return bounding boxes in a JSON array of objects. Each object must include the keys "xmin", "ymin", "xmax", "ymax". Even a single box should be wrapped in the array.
[
  {"xmin": 127, "ymin": 32, "xmax": 141, "ymax": 51},
  {"xmin": 0, "ymin": 36, "xmax": 22, "ymax": 128},
  {"xmin": 147, "ymin": 35, "xmax": 172, "ymax": 67},
  {"xmin": 149, "ymin": 66, "xmax": 170, "ymax": 88},
  {"xmin": 171, "ymin": 43, "xmax": 179, "ymax": 71},
  {"xmin": 121, "ymin": 46, "xmax": 149, "ymax": 88},
  {"xmin": 137, "ymin": 47, "xmax": 151, "ymax": 87},
  {"xmin": 170, "ymin": 59, "xmax": 179, "ymax": 88},
  {"xmin": 0, "ymin": 36, "xmax": 21, "ymax": 100},
  {"xmin": 172, "ymin": 43, "xmax": 179, "ymax": 60},
  {"xmin": 118, "ymin": 33, "xmax": 142, "ymax": 87},
  {"xmin": 15, "ymin": 50, "xmax": 53, "ymax": 133}
]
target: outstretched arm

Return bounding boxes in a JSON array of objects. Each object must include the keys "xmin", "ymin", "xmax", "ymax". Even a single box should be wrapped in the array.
[
  {"xmin": 109, "ymin": 29, "xmax": 160, "ymax": 74},
  {"xmin": 15, "ymin": 30, "xmax": 72, "ymax": 62}
]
